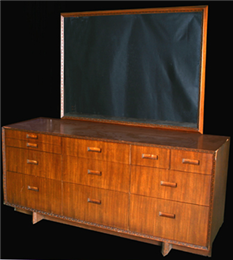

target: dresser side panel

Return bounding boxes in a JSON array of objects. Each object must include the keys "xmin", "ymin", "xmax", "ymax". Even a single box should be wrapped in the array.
[
  {"xmin": 211, "ymin": 139, "xmax": 230, "ymax": 243},
  {"xmin": 2, "ymin": 127, "xmax": 7, "ymax": 203}
]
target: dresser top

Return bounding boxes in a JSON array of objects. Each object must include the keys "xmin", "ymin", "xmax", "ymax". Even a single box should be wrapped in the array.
[{"xmin": 3, "ymin": 117, "xmax": 229, "ymax": 151}]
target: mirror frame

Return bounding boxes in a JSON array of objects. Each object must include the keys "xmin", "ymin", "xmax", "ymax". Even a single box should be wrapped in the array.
[{"xmin": 60, "ymin": 5, "xmax": 208, "ymax": 134}]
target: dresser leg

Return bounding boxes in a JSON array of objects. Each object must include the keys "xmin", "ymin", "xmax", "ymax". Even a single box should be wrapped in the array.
[
  {"xmin": 161, "ymin": 242, "xmax": 172, "ymax": 256},
  {"xmin": 207, "ymin": 246, "xmax": 212, "ymax": 257},
  {"xmin": 32, "ymin": 212, "xmax": 44, "ymax": 224}
]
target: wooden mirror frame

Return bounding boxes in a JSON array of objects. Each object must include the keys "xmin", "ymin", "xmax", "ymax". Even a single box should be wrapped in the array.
[{"xmin": 60, "ymin": 5, "xmax": 208, "ymax": 134}]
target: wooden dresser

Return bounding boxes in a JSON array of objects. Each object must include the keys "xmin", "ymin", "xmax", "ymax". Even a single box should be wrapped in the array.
[{"xmin": 2, "ymin": 117, "xmax": 230, "ymax": 256}]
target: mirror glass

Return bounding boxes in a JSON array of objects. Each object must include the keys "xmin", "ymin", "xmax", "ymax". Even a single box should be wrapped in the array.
[{"xmin": 62, "ymin": 10, "xmax": 204, "ymax": 129}]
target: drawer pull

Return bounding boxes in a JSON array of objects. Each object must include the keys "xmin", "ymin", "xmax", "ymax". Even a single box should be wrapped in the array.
[
  {"xmin": 28, "ymin": 185, "xmax": 39, "ymax": 192},
  {"xmin": 88, "ymin": 169, "xmax": 102, "ymax": 176},
  {"xmin": 26, "ymin": 133, "xmax": 38, "ymax": 139},
  {"xmin": 87, "ymin": 147, "xmax": 102, "ymax": 153},
  {"xmin": 27, "ymin": 143, "xmax": 38, "ymax": 148},
  {"xmin": 27, "ymin": 159, "xmax": 38, "ymax": 165},
  {"xmin": 87, "ymin": 198, "xmax": 101, "ymax": 205},
  {"xmin": 160, "ymin": 181, "xmax": 177, "ymax": 188},
  {"xmin": 159, "ymin": 212, "xmax": 175, "ymax": 219},
  {"xmin": 142, "ymin": 154, "xmax": 158, "ymax": 160},
  {"xmin": 182, "ymin": 158, "xmax": 200, "ymax": 165}
]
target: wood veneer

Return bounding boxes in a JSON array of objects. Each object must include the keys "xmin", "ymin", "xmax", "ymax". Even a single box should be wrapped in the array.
[
  {"xmin": 129, "ymin": 194, "xmax": 209, "ymax": 246},
  {"xmin": 6, "ymin": 147, "xmax": 62, "ymax": 180},
  {"xmin": 63, "ymin": 183, "xmax": 129, "ymax": 229},
  {"xmin": 5, "ymin": 138, "xmax": 61, "ymax": 154},
  {"xmin": 62, "ymin": 138, "xmax": 130, "ymax": 164},
  {"xmin": 5, "ymin": 129, "xmax": 61, "ymax": 144},
  {"xmin": 170, "ymin": 149, "xmax": 213, "ymax": 174},
  {"xmin": 4, "ymin": 118, "xmax": 227, "ymax": 150},
  {"xmin": 63, "ymin": 156, "xmax": 130, "ymax": 192},
  {"xmin": 7, "ymin": 171, "xmax": 61, "ymax": 215},
  {"xmin": 131, "ymin": 145, "xmax": 170, "ymax": 168},
  {"xmin": 2, "ymin": 118, "xmax": 230, "ymax": 257},
  {"xmin": 210, "ymin": 139, "xmax": 230, "ymax": 244},
  {"xmin": 130, "ymin": 166, "xmax": 211, "ymax": 206}
]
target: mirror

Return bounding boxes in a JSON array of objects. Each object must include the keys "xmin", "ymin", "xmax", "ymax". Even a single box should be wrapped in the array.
[{"xmin": 61, "ymin": 6, "xmax": 208, "ymax": 133}]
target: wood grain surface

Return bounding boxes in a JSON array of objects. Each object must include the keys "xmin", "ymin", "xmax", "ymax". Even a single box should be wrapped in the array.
[
  {"xmin": 3, "ymin": 118, "xmax": 228, "ymax": 150},
  {"xmin": 6, "ymin": 147, "xmax": 62, "ymax": 180},
  {"xmin": 7, "ymin": 171, "xmax": 61, "ymax": 215},
  {"xmin": 63, "ymin": 156, "xmax": 130, "ymax": 192},
  {"xmin": 62, "ymin": 137, "xmax": 130, "ymax": 164},
  {"xmin": 130, "ymin": 166, "xmax": 211, "ymax": 206},
  {"xmin": 170, "ymin": 149, "xmax": 213, "ymax": 174},
  {"xmin": 129, "ymin": 194, "xmax": 209, "ymax": 246},
  {"xmin": 63, "ymin": 182, "xmax": 129, "ymax": 229},
  {"xmin": 131, "ymin": 145, "xmax": 170, "ymax": 169}
]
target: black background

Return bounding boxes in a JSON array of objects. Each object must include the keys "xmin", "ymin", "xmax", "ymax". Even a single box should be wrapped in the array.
[{"xmin": 1, "ymin": 1, "xmax": 233, "ymax": 259}]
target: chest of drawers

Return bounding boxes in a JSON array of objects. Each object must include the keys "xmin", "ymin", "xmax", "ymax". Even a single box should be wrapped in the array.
[{"xmin": 2, "ymin": 117, "xmax": 230, "ymax": 256}]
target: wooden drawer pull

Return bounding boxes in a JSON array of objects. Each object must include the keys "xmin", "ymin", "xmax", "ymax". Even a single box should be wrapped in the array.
[
  {"xmin": 142, "ymin": 154, "xmax": 158, "ymax": 160},
  {"xmin": 27, "ymin": 143, "xmax": 38, "ymax": 148},
  {"xmin": 27, "ymin": 159, "xmax": 38, "ymax": 165},
  {"xmin": 159, "ymin": 212, "xmax": 175, "ymax": 219},
  {"xmin": 160, "ymin": 181, "xmax": 177, "ymax": 188},
  {"xmin": 26, "ymin": 133, "xmax": 38, "ymax": 139},
  {"xmin": 182, "ymin": 158, "xmax": 200, "ymax": 165},
  {"xmin": 88, "ymin": 169, "xmax": 102, "ymax": 176},
  {"xmin": 28, "ymin": 185, "xmax": 39, "ymax": 192},
  {"xmin": 87, "ymin": 198, "xmax": 101, "ymax": 205},
  {"xmin": 87, "ymin": 147, "xmax": 102, "ymax": 153}
]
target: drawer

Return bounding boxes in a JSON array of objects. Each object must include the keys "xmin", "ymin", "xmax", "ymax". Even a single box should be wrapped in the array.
[
  {"xmin": 63, "ymin": 183, "xmax": 129, "ymax": 230},
  {"xmin": 5, "ymin": 138, "xmax": 61, "ymax": 154},
  {"xmin": 131, "ymin": 166, "xmax": 211, "ymax": 206},
  {"xmin": 6, "ymin": 171, "xmax": 61, "ymax": 215},
  {"xmin": 5, "ymin": 129, "xmax": 61, "ymax": 145},
  {"xmin": 62, "ymin": 138, "xmax": 130, "ymax": 164},
  {"xmin": 6, "ymin": 147, "xmax": 62, "ymax": 180},
  {"xmin": 170, "ymin": 149, "xmax": 213, "ymax": 174},
  {"xmin": 63, "ymin": 156, "xmax": 130, "ymax": 192},
  {"xmin": 131, "ymin": 145, "xmax": 170, "ymax": 169},
  {"xmin": 129, "ymin": 195, "xmax": 209, "ymax": 246}
]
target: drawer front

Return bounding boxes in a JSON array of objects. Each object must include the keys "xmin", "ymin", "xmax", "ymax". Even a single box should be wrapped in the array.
[
  {"xmin": 131, "ymin": 145, "xmax": 170, "ymax": 169},
  {"xmin": 131, "ymin": 166, "xmax": 211, "ymax": 206},
  {"xmin": 62, "ymin": 138, "xmax": 130, "ymax": 164},
  {"xmin": 6, "ymin": 171, "xmax": 61, "ymax": 215},
  {"xmin": 63, "ymin": 183, "xmax": 129, "ymax": 230},
  {"xmin": 63, "ymin": 156, "xmax": 130, "ymax": 192},
  {"xmin": 129, "ymin": 195, "xmax": 209, "ymax": 246},
  {"xmin": 170, "ymin": 150, "xmax": 213, "ymax": 174},
  {"xmin": 6, "ymin": 147, "xmax": 62, "ymax": 180},
  {"xmin": 5, "ymin": 129, "xmax": 61, "ymax": 145},
  {"xmin": 6, "ymin": 138, "xmax": 61, "ymax": 154}
]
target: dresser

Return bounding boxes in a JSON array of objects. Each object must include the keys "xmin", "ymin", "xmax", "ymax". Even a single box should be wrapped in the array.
[{"xmin": 2, "ymin": 117, "xmax": 230, "ymax": 256}]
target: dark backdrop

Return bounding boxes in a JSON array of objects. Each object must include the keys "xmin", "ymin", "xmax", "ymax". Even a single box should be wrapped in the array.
[{"xmin": 1, "ymin": 1, "xmax": 233, "ymax": 259}]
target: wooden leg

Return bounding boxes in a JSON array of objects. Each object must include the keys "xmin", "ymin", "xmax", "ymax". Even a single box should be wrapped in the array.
[
  {"xmin": 161, "ymin": 242, "xmax": 172, "ymax": 256},
  {"xmin": 32, "ymin": 212, "xmax": 44, "ymax": 224},
  {"xmin": 207, "ymin": 246, "xmax": 212, "ymax": 257}
]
